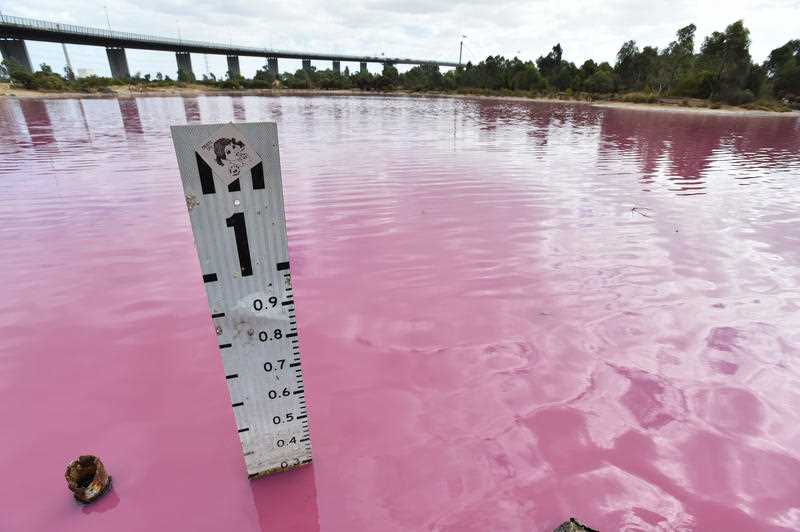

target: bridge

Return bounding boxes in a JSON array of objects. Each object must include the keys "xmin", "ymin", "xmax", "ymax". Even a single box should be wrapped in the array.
[{"xmin": 0, "ymin": 15, "xmax": 460, "ymax": 79}]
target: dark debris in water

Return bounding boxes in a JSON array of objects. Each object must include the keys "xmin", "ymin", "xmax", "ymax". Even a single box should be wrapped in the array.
[
  {"xmin": 553, "ymin": 517, "xmax": 599, "ymax": 532},
  {"xmin": 65, "ymin": 455, "xmax": 112, "ymax": 504}
]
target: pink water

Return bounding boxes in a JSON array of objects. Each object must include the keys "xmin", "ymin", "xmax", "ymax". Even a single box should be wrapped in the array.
[{"xmin": 1, "ymin": 96, "xmax": 799, "ymax": 531}]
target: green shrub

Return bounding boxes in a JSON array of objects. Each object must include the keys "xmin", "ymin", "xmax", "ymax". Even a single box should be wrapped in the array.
[
  {"xmin": 621, "ymin": 91, "xmax": 659, "ymax": 103},
  {"xmin": 722, "ymin": 88, "xmax": 755, "ymax": 105},
  {"xmin": 75, "ymin": 75, "xmax": 114, "ymax": 92},
  {"xmin": 741, "ymin": 99, "xmax": 792, "ymax": 112}
]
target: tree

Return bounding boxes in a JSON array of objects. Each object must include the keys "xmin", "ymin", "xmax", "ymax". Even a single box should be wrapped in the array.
[
  {"xmin": 766, "ymin": 40, "xmax": 800, "ymax": 98},
  {"xmin": 536, "ymin": 44, "xmax": 562, "ymax": 79},
  {"xmin": 177, "ymin": 68, "xmax": 194, "ymax": 82},
  {"xmin": 697, "ymin": 20, "xmax": 753, "ymax": 101},
  {"xmin": 253, "ymin": 66, "xmax": 275, "ymax": 84},
  {"xmin": 551, "ymin": 61, "xmax": 578, "ymax": 91},
  {"xmin": 403, "ymin": 63, "xmax": 444, "ymax": 90},
  {"xmin": 578, "ymin": 59, "xmax": 598, "ymax": 85},
  {"xmin": 3, "ymin": 59, "xmax": 33, "ymax": 87},
  {"xmin": 381, "ymin": 63, "xmax": 399, "ymax": 87},
  {"xmin": 614, "ymin": 41, "xmax": 660, "ymax": 91},
  {"xmin": 659, "ymin": 24, "xmax": 696, "ymax": 92},
  {"xmin": 615, "ymin": 40, "xmax": 640, "ymax": 90},
  {"xmin": 351, "ymin": 70, "xmax": 373, "ymax": 90},
  {"xmin": 583, "ymin": 69, "xmax": 615, "ymax": 93},
  {"xmin": 508, "ymin": 60, "xmax": 545, "ymax": 91}
]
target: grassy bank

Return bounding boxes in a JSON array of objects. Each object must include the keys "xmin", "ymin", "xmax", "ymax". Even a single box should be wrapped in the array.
[{"xmin": 2, "ymin": 81, "xmax": 794, "ymax": 115}]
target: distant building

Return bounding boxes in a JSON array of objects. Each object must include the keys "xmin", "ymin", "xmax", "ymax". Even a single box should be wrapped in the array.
[{"xmin": 77, "ymin": 68, "xmax": 96, "ymax": 78}]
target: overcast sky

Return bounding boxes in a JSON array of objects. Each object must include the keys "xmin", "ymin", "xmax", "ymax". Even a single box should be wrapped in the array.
[{"xmin": 4, "ymin": 0, "xmax": 800, "ymax": 79}]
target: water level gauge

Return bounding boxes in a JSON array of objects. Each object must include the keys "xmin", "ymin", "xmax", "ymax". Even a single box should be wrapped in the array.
[{"xmin": 171, "ymin": 122, "xmax": 311, "ymax": 477}]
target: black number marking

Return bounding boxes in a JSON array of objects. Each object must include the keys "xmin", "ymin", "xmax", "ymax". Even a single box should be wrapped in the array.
[
  {"xmin": 275, "ymin": 436, "xmax": 297, "ymax": 448},
  {"xmin": 280, "ymin": 457, "xmax": 300, "ymax": 469},
  {"xmin": 253, "ymin": 297, "xmax": 277, "ymax": 311},
  {"xmin": 196, "ymin": 153, "xmax": 215, "ymax": 194},
  {"xmin": 225, "ymin": 212, "xmax": 253, "ymax": 276},
  {"xmin": 251, "ymin": 162, "xmax": 265, "ymax": 189},
  {"xmin": 263, "ymin": 359, "xmax": 286, "ymax": 372},
  {"xmin": 258, "ymin": 329, "xmax": 283, "ymax": 342},
  {"xmin": 272, "ymin": 412, "xmax": 295, "ymax": 425},
  {"xmin": 268, "ymin": 388, "xmax": 291, "ymax": 399}
]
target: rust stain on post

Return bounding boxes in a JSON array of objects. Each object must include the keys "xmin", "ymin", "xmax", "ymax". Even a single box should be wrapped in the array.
[{"xmin": 65, "ymin": 455, "xmax": 112, "ymax": 503}]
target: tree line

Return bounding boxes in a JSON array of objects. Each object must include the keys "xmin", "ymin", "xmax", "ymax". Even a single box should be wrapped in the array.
[{"xmin": 2, "ymin": 20, "xmax": 798, "ymax": 108}]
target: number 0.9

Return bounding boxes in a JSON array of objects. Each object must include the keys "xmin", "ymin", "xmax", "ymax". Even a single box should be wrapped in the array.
[{"xmin": 253, "ymin": 297, "xmax": 278, "ymax": 311}]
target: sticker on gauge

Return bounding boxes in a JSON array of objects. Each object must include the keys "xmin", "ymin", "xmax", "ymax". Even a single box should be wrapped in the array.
[{"xmin": 196, "ymin": 123, "xmax": 263, "ymax": 186}]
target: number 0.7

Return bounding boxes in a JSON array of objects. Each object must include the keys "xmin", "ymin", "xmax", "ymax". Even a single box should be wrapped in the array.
[{"xmin": 226, "ymin": 212, "xmax": 253, "ymax": 277}]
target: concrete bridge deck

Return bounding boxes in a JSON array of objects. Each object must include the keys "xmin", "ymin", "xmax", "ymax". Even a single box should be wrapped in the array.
[{"xmin": 0, "ymin": 15, "xmax": 459, "ymax": 78}]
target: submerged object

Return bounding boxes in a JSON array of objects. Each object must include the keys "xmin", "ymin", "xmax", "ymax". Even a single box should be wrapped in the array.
[
  {"xmin": 65, "ymin": 455, "xmax": 112, "ymax": 503},
  {"xmin": 554, "ymin": 518, "xmax": 599, "ymax": 532}
]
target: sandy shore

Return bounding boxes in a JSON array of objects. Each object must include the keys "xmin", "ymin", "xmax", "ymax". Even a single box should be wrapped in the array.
[
  {"xmin": 1, "ymin": 82, "xmax": 797, "ymax": 117},
  {"xmin": 591, "ymin": 100, "xmax": 800, "ymax": 117}
]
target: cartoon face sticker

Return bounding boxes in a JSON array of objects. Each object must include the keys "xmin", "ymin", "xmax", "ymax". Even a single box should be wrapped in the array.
[
  {"xmin": 213, "ymin": 137, "xmax": 248, "ymax": 177},
  {"xmin": 196, "ymin": 124, "xmax": 262, "ymax": 186}
]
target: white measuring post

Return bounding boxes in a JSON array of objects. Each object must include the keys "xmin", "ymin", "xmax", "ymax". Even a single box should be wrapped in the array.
[{"xmin": 171, "ymin": 122, "xmax": 311, "ymax": 478}]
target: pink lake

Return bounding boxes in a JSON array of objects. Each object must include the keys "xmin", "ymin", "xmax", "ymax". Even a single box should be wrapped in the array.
[{"xmin": 1, "ymin": 95, "xmax": 800, "ymax": 531}]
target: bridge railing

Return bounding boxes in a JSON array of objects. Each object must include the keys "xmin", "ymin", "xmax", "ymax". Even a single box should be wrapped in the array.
[
  {"xmin": 0, "ymin": 14, "xmax": 458, "ymax": 66},
  {"xmin": 0, "ymin": 14, "xmax": 256, "ymax": 53}
]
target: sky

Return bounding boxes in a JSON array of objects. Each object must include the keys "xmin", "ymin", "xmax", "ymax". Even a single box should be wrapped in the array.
[{"xmin": 3, "ymin": 0, "xmax": 799, "ymax": 79}]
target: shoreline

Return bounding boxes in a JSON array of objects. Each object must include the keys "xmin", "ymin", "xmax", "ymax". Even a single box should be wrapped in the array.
[{"xmin": 1, "ymin": 83, "xmax": 798, "ymax": 118}]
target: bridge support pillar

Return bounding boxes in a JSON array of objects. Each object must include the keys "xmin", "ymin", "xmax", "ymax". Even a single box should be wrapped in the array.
[
  {"xmin": 332, "ymin": 60, "xmax": 340, "ymax": 75},
  {"xmin": 359, "ymin": 62, "xmax": 367, "ymax": 74},
  {"xmin": 0, "ymin": 39, "xmax": 32, "ymax": 73},
  {"xmin": 175, "ymin": 51, "xmax": 194, "ymax": 80},
  {"xmin": 106, "ymin": 47, "xmax": 130, "ymax": 80},
  {"xmin": 226, "ymin": 55, "xmax": 240, "ymax": 78},
  {"xmin": 267, "ymin": 57, "xmax": 278, "ymax": 75},
  {"xmin": 302, "ymin": 59, "xmax": 311, "ymax": 72}
]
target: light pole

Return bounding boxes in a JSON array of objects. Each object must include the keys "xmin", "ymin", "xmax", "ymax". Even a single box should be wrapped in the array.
[{"xmin": 459, "ymin": 35, "xmax": 466, "ymax": 65}]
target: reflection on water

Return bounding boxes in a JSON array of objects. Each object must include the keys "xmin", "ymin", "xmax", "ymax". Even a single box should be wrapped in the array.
[
  {"xmin": 19, "ymin": 99, "xmax": 55, "ymax": 148},
  {"xmin": 118, "ymin": 98, "xmax": 143, "ymax": 136},
  {"xmin": 0, "ymin": 94, "xmax": 799, "ymax": 532}
]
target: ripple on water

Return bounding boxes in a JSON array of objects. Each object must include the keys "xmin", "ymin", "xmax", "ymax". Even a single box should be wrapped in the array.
[{"xmin": 0, "ymin": 95, "xmax": 799, "ymax": 531}]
